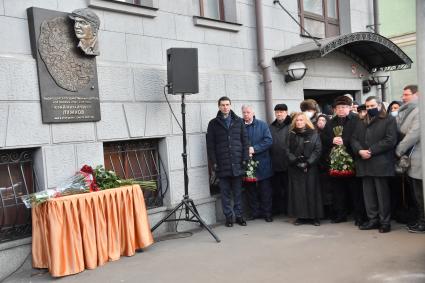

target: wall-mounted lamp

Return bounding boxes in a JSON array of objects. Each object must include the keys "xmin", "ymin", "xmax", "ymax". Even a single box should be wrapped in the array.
[
  {"xmin": 285, "ymin": 62, "xmax": 307, "ymax": 82},
  {"xmin": 371, "ymin": 70, "xmax": 390, "ymax": 85},
  {"xmin": 362, "ymin": 70, "xmax": 390, "ymax": 97}
]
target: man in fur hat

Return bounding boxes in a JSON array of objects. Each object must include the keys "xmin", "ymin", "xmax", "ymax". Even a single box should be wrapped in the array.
[
  {"xmin": 321, "ymin": 95, "xmax": 366, "ymax": 225},
  {"xmin": 300, "ymin": 99, "xmax": 320, "ymax": 125}
]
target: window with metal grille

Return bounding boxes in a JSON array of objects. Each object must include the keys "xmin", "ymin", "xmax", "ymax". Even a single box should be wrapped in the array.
[
  {"xmin": 103, "ymin": 139, "xmax": 166, "ymax": 209},
  {"xmin": 0, "ymin": 149, "xmax": 38, "ymax": 243},
  {"xmin": 298, "ymin": 0, "xmax": 340, "ymax": 38}
]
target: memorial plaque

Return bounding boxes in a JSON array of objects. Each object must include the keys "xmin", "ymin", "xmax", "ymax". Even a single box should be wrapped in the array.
[{"xmin": 27, "ymin": 7, "xmax": 101, "ymax": 123}]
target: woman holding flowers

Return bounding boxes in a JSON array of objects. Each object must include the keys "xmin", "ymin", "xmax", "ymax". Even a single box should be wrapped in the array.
[{"xmin": 286, "ymin": 112, "xmax": 323, "ymax": 226}]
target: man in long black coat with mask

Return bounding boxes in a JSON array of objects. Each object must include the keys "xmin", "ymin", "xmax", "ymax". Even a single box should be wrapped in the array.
[
  {"xmin": 351, "ymin": 96, "xmax": 397, "ymax": 233},
  {"xmin": 207, "ymin": 96, "xmax": 249, "ymax": 227}
]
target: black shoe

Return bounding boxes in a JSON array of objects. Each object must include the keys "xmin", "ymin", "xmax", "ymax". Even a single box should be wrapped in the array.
[
  {"xmin": 379, "ymin": 224, "xmax": 391, "ymax": 233},
  {"xmin": 294, "ymin": 218, "xmax": 304, "ymax": 226},
  {"xmin": 313, "ymin": 219, "xmax": 320, "ymax": 226},
  {"xmin": 265, "ymin": 217, "xmax": 273, "ymax": 223},
  {"xmin": 408, "ymin": 223, "xmax": 425, "ymax": 233},
  {"xmin": 225, "ymin": 218, "xmax": 233, "ymax": 227},
  {"xmin": 235, "ymin": 217, "xmax": 247, "ymax": 226},
  {"xmin": 354, "ymin": 220, "xmax": 361, "ymax": 226},
  {"xmin": 406, "ymin": 222, "xmax": 419, "ymax": 230},
  {"xmin": 331, "ymin": 217, "xmax": 347, "ymax": 224},
  {"xmin": 359, "ymin": 221, "xmax": 380, "ymax": 230}
]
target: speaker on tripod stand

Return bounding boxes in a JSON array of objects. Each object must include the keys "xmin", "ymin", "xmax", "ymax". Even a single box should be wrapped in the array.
[{"xmin": 150, "ymin": 48, "xmax": 220, "ymax": 243}]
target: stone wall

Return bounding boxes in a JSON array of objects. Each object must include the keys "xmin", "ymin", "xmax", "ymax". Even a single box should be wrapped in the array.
[{"xmin": 0, "ymin": 0, "xmax": 374, "ymax": 279}]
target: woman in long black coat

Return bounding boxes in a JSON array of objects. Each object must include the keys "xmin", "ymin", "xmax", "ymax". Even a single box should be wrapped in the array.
[{"xmin": 286, "ymin": 112, "xmax": 324, "ymax": 226}]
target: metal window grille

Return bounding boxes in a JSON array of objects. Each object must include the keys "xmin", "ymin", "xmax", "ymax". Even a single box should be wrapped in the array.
[
  {"xmin": 103, "ymin": 140, "xmax": 166, "ymax": 209},
  {"xmin": 0, "ymin": 150, "xmax": 38, "ymax": 243}
]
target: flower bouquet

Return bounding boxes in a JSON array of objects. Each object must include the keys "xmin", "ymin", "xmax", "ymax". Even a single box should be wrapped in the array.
[
  {"xmin": 329, "ymin": 126, "xmax": 355, "ymax": 177},
  {"xmin": 21, "ymin": 164, "xmax": 158, "ymax": 208},
  {"xmin": 243, "ymin": 158, "xmax": 259, "ymax": 182},
  {"xmin": 21, "ymin": 165, "xmax": 96, "ymax": 208},
  {"xmin": 93, "ymin": 165, "xmax": 157, "ymax": 191}
]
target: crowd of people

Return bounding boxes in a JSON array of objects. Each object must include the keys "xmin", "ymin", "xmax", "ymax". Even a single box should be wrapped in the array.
[{"xmin": 206, "ymin": 84, "xmax": 423, "ymax": 234}]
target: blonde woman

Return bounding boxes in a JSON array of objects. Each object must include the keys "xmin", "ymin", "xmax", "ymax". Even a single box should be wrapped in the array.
[{"xmin": 286, "ymin": 112, "xmax": 323, "ymax": 226}]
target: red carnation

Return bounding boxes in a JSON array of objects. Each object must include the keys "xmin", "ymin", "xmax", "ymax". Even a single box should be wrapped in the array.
[{"xmin": 80, "ymin": 165, "xmax": 94, "ymax": 174}]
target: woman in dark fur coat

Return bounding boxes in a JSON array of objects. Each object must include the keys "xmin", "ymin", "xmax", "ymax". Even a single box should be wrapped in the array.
[{"xmin": 286, "ymin": 112, "xmax": 323, "ymax": 226}]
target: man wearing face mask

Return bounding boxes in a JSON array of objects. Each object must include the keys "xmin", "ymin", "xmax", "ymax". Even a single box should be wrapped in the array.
[
  {"xmin": 351, "ymin": 96, "xmax": 397, "ymax": 233},
  {"xmin": 300, "ymin": 99, "xmax": 320, "ymax": 125},
  {"xmin": 322, "ymin": 95, "xmax": 365, "ymax": 224}
]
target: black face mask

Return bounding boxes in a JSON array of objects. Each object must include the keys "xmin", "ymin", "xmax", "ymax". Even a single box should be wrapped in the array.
[{"xmin": 367, "ymin": 107, "xmax": 379, "ymax": 117}]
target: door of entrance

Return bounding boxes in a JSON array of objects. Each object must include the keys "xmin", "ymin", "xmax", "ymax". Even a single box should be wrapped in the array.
[{"xmin": 304, "ymin": 90, "xmax": 357, "ymax": 115}]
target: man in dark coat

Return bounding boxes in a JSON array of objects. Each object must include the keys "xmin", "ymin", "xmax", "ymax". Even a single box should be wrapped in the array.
[
  {"xmin": 242, "ymin": 105, "xmax": 274, "ymax": 222},
  {"xmin": 206, "ymin": 96, "xmax": 249, "ymax": 227},
  {"xmin": 351, "ymin": 96, "xmax": 398, "ymax": 233},
  {"xmin": 269, "ymin": 104, "xmax": 291, "ymax": 215},
  {"xmin": 321, "ymin": 95, "xmax": 366, "ymax": 225}
]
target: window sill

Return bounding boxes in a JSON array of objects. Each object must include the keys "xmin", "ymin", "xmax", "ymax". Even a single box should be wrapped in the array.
[
  {"xmin": 88, "ymin": 0, "xmax": 158, "ymax": 18},
  {"xmin": 193, "ymin": 16, "xmax": 241, "ymax": 32}
]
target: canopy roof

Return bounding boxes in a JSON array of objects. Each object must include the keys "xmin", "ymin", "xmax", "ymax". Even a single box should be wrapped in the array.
[{"xmin": 273, "ymin": 32, "xmax": 412, "ymax": 72}]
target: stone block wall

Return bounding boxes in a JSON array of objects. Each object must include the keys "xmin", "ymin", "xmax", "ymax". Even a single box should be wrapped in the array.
[
  {"xmin": 0, "ymin": 0, "xmax": 375, "ymax": 278},
  {"xmin": 0, "ymin": 0, "xmax": 374, "ymax": 211}
]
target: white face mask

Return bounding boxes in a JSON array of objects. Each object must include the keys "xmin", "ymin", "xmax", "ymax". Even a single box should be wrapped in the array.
[
  {"xmin": 391, "ymin": 111, "xmax": 398, "ymax": 117},
  {"xmin": 304, "ymin": 111, "xmax": 314, "ymax": 119}
]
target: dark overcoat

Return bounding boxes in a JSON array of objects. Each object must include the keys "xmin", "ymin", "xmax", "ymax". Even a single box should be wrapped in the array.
[
  {"xmin": 206, "ymin": 110, "xmax": 249, "ymax": 178},
  {"xmin": 351, "ymin": 112, "xmax": 397, "ymax": 177},
  {"xmin": 269, "ymin": 115, "xmax": 291, "ymax": 172},
  {"xmin": 245, "ymin": 117, "xmax": 273, "ymax": 181},
  {"xmin": 286, "ymin": 128, "xmax": 324, "ymax": 219},
  {"xmin": 321, "ymin": 112, "xmax": 359, "ymax": 159}
]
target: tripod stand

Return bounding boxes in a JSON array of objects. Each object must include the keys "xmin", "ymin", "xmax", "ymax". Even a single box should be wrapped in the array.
[{"xmin": 151, "ymin": 93, "xmax": 220, "ymax": 243}]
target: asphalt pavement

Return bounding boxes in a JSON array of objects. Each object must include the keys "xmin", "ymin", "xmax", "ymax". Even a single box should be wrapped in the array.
[{"xmin": 5, "ymin": 217, "xmax": 425, "ymax": 283}]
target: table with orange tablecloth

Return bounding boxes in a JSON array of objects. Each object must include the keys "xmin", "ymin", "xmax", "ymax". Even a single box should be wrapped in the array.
[{"xmin": 32, "ymin": 185, "xmax": 154, "ymax": 277}]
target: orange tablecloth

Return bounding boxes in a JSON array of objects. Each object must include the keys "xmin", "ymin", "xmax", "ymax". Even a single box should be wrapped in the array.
[{"xmin": 32, "ymin": 185, "xmax": 154, "ymax": 277}]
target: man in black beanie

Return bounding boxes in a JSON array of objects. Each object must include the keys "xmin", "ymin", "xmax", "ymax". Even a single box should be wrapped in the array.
[
  {"xmin": 269, "ymin": 104, "xmax": 291, "ymax": 215},
  {"xmin": 321, "ymin": 95, "xmax": 366, "ymax": 225}
]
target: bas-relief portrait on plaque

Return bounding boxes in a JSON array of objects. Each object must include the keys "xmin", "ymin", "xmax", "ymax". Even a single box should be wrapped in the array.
[{"xmin": 27, "ymin": 7, "xmax": 101, "ymax": 123}]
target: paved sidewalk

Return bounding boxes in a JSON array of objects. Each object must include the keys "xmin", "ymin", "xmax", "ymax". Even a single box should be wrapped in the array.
[{"xmin": 6, "ymin": 217, "xmax": 425, "ymax": 283}]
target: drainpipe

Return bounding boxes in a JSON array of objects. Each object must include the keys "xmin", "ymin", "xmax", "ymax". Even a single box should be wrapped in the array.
[
  {"xmin": 417, "ymin": 0, "xmax": 425, "ymax": 215},
  {"xmin": 254, "ymin": 0, "xmax": 274, "ymax": 124},
  {"xmin": 373, "ymin": 0, "xmax": 387, "ymax": 102}
]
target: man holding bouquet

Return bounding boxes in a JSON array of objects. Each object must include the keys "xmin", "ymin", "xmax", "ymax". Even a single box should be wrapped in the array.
[
  {"xmin": 242, "ymin": 105, "xmax": 274, "ymax": 222},
  {"xmin": 322, "ymin": 95, "xmax": 365, "ymax": 225}
]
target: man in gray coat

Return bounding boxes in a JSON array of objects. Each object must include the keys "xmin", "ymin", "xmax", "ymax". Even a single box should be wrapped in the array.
[{"xmin": 396, "ymin": 85, "xmax": 424, "ymax": 233}]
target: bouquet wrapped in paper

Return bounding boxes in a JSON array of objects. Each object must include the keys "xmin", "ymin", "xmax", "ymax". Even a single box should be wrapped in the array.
[
  {"xmin": 329, "ymin": 126, "xmax": 355, "ymax": 177},
  {"xmin": 21, "ymin": 165, "xmax": 97, "ymax": 208},
  {"xmin": 242, "ymin": 158, "xmax": 259, "ymax": 182}
]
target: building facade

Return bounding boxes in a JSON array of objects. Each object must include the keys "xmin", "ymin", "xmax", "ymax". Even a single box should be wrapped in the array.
[
  {"xmin": 380, "ymin": 0, "xmax": 417, "ymax": 101},
  {"xmin": 0, "ymin": 0, "xmax": 395, "ymax": 278}
]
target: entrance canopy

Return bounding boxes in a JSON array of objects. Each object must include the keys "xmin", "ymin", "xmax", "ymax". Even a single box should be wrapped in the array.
[{"xmin": 273, "ymin": 32, "xmax": 412, "ymax": 72}]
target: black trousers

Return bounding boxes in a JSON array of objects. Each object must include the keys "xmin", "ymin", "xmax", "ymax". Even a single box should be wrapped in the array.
[
  {"xmin": 331, "ymin": 177, "xmax": 366, "ymax": 221},
  {"xmin": 271, "ymin": 171, "xmax": 288, "ymax": 215},
  {"xmin": 246, "ymin": 177, "xmax": 273, "ymax": 218},
  {"xmin": 218, "ymin": 176, "xmax": 243, "ymax": 219},
  {"xmin": 409, "ymin": 177, "xmax": 425, "ymax": 224},
  {"xmin": 362, "ymin": 176, "xmax": 391, "ymax": 225}
]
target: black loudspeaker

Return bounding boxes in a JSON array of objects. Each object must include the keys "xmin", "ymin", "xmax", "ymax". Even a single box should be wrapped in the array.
[{"xmin": 167, "ymin": 48, "xmax": 199, "ymax": 94}]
